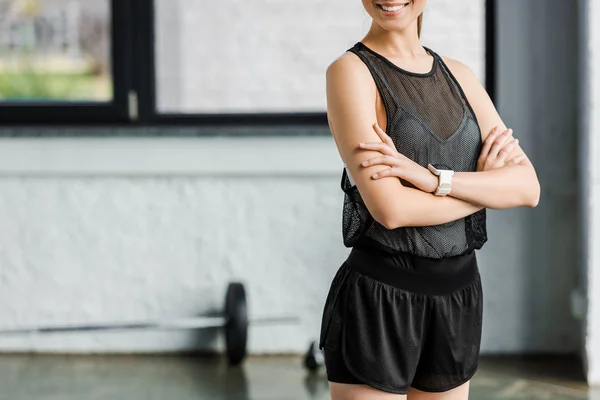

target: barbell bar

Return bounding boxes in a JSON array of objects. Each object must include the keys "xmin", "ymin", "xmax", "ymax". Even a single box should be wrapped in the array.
[{"xmin": 0, "ymin": 282, "xmax": 299, "ymax": 366}]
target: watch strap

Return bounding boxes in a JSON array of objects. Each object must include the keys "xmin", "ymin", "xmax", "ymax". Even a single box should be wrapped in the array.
[{"xmin": 434, "ymin": 169, "xmax": 454, "ymax": 196}]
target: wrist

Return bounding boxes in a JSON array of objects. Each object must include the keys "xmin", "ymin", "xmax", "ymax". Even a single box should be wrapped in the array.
[
  {"xmin": 426, "ymin": 170, "xmax": 438, "ymax": 193},
  {"xmin": 427, "ymin": 163, "xmax": 454, "ymax": 196},
  {"xmin": 413, "ymin": 166, "xmax": 439, "ymax": 193}
]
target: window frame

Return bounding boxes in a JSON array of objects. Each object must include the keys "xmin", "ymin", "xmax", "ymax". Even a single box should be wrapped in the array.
[
  {"xmin": 0, "ymin": 0, "xmax": 496, "ymax": 127},
  {"xmin": 0, "ymin": 0, "xmax": 133, "ymax": 125},
  {"xmin": 485, "ymin": 0, "xmax": 497, "ymax": 103}
]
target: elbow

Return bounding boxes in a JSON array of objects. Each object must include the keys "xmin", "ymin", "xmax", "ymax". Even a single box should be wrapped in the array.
[
  {"xmin": 374, "ymin": 212, "xmax": 406, "ymax": 230},
  {"xmin": 375, "ymin": 215, "xmax": 409, "ymax": 230},
  {"xmin": 381, "ymin": 218, "xmax": 404, "ymax": 230},
  {"xmin": 523, "ymin": 177, "xmax": 541, "ymax": 208},
  {"xmin": 525, "ymin": 184, "xmax": 541, "ymax": 208},
  {"xmin": 502, "ymin": 187, "xmax": 539, "ymax": 210},
  {"xmin": 523, "ymin": 169, "xmax": 541, "ymax": 208}
]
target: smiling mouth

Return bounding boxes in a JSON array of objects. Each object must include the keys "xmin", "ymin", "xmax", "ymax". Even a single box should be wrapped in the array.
[{"xmin": 376, "ymin": 2, "xmax": 410, "ymax": 12}]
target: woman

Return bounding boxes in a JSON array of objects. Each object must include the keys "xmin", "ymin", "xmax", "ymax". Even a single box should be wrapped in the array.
[{"xmin": 318, "ymin": 1, "xmax": 541, "ymax": 399}]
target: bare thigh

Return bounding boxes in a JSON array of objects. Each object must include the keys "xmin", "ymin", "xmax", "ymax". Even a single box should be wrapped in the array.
[
  {"xmin": 407, "ymin": 380, "xmax": 470, "ymax": 400},
  {"xmin": 329, "ymin": 382, "xmax": 407, "ymax": 400}
]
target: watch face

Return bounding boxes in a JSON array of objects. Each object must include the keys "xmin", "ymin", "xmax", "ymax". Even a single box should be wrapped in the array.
[{"xmin": 431, "ymin": 163, "xmax": 451, "ymax": 170}]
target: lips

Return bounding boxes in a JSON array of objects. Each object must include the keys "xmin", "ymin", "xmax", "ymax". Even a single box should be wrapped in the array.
[{"xmin": 375, "ymin": 2, "xmax": 410, "ymax": 13}]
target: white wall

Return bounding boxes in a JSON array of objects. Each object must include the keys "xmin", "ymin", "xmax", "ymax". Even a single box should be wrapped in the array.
[
  {"xmin": 0, "ymin": 137, "xmax": 349, "ymax": 354},
  {"xmin": 155, "ymin": 0, "xmax": 485, "ymax": 113}
]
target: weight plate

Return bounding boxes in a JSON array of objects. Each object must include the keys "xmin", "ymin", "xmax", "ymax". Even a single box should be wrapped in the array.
[{"xmin": 224, "ymin": 282, "xmax": 248, "ymax": 365}]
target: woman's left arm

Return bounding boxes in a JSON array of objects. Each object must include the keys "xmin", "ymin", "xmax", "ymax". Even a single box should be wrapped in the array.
[{"xmin": 442, "ymin": 57, "xmax": 540, "ymax": 209}]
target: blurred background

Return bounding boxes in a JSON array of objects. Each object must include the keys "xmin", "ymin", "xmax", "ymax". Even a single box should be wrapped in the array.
[{"xmin": 0, "ymin": 0, "xmax": 596, "ymax": 399}]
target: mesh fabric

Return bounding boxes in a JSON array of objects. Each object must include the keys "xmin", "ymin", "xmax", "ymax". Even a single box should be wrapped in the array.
[{"xmin": 341, "ymin": 42, "xmax": 487, "ymax": 259}]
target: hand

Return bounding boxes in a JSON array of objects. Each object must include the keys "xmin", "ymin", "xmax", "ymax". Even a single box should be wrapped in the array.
[
  {"xmin": 477, "ymin": 126, "xmax": 526, "ymax": 171},
  {"xmin": 359, "ymin": 123, "xmax": 438, "ymax": 193}
]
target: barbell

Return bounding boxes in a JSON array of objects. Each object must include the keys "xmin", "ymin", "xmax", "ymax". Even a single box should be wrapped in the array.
[{"xmin": 0, "ymin": 282, "xmax": 298, "ymax": 365}]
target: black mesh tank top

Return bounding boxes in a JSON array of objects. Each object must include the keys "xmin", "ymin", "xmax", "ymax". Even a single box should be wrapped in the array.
[{"xmin": 341, "ymin": 42, "xmax": 487, "ymax": 259}]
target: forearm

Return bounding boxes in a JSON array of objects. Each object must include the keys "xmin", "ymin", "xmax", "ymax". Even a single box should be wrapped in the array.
[
  {"xmin": 450, "ymin": 164, "xmax": 540, "ymax": 209},
  {"xmin": 384, "ymin": 186, "xmax": 484, "ymax": 228},
  {"xmin": 438, "ymin": 56, "xmax": 540, "ymax": 210}
]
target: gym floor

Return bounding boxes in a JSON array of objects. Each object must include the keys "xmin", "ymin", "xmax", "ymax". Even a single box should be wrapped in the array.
[{"xmin": 0, "ymin": 354, "xmax": 592, "ymax": 399}]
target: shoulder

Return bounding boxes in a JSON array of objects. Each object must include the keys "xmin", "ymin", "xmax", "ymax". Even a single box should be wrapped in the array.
[
  {"xmin": 440, "ymin": 56, "xmax": 482, "ymax": 85},
  {"xmin": 325, "ymin": 51, "xmax": 377, "ymax": 110},
  {"xmin": 439, "ymin": 55, "xmax": 489, "ymax": 106},
  {"xmin": 326, "ymin": 50, "xmax": 374, "ymax": 89}
]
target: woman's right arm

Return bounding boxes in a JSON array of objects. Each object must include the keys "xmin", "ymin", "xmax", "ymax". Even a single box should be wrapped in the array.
[{"xmin": 327, "ymin": 53, "xmax": 483, "ymax": 229}]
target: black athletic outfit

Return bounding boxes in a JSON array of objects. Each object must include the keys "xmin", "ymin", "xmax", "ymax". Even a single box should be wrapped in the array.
[{"xmin": 318, "ymin": 42, "xmax": 487, "ymax": 394}]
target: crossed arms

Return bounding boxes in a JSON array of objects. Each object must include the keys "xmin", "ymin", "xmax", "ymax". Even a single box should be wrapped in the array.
[{"xmin": 326, "ymin": 53, "xmax": 540, "ymax": 230}]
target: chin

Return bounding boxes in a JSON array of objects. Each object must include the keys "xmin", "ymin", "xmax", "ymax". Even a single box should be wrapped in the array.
[{"xmin": 364, "ymin": 0, "xmax": 425, "ymax": 31}]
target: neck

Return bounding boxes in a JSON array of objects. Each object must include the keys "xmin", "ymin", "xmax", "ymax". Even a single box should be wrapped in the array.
[{"xmin": 363, "ymin": 21, "xmax": 423, "ymax": 58}]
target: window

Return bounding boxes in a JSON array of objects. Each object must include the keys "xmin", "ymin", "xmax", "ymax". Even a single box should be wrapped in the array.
[
  {"xmin": 0, "ymin": 0, "xmax": 495, "ymax": 127},
  {"xmin": 0, "ymin": 0, "xmax": 131, "ymax": 124},
  {"xmin": 0, "ymin": 0, "xmax": 112, "ymax": 102}
]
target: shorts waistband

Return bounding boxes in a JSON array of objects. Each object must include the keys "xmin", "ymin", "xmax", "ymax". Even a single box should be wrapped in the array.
[{"xmin": 345, "ymin": 247, "xmax": 479, "ymax": 296}]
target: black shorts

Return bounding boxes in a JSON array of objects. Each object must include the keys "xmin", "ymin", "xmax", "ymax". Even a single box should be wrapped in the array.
[{"xmin": 318, "ymin": 247, "xmax": 483, "ymax": 395}]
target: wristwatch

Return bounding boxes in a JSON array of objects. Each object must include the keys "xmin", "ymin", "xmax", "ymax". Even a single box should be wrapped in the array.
[{"xmin": 427, "ymin": 163, "xmax": 454, "ymax": 196}]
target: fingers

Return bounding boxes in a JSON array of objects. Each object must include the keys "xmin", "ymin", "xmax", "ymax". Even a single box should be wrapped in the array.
[
  {"xmin": 496, "ymin": 138, "xmax": 519, "ymax": 164},
  {"xmin": 358, "ymin": 123, "xmax": 398, "ymax": 155},
  {"xmin": 358, "ymin": 141, "xmax": 396, "ymax": 155},
  {"xmin": 371, "ymin": 167, "xmax": 397, "ymax": 179},
  {"xmin": 373, "ymin": 122, "xmax": 395, "ymax": 148},
  {"xmin": 507, "ymin": 154, "xmax": 527, "ymax": 165},
  {"xmin": 488, "ymin": 128, "xmax": 514, "ymax": 160},
  {"xmin": 361, "ymin": 155, "xmax": 400, "ymax": 168},
  {"xmin": 478, "ymin": 126, "xmax": 503, "ymax": 163}
]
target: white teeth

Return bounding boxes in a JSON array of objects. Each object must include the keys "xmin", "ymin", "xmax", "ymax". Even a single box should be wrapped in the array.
[{"xmin": 380, "ymin": 4, "xmax": 407, "ymax": 12}]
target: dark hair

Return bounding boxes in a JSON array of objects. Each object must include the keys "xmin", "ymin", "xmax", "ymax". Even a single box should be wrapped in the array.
[{"xmin": 417, "ymin": 13, "xmax": 423, "ymax": 37}]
